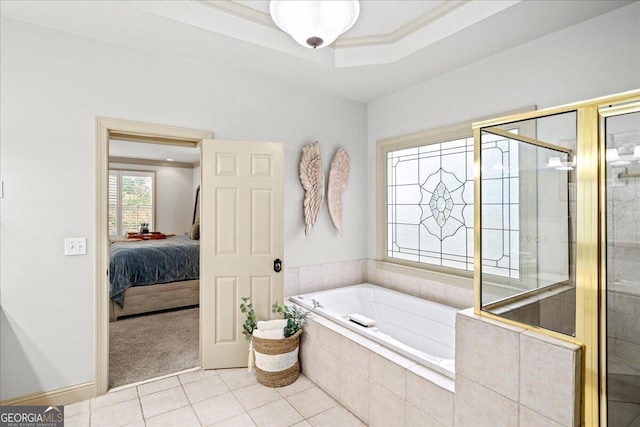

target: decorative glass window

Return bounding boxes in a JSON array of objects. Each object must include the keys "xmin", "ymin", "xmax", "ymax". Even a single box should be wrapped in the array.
[
  {"xmin": 109, "ymin": 170, "xmax": 155, "ymax": 237},
  {"xmin": 386, "ymin": 132, "xmax": 519, "ymax": 277}
]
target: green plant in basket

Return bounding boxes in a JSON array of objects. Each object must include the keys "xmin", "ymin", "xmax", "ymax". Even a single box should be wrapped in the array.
[
  {"xmin": 240, "ymin": 297, "xmax": 257, "ymax": 340},
  {"xmin": 272, "ymin": 299, "xmax": 323, "ymax": 338}
]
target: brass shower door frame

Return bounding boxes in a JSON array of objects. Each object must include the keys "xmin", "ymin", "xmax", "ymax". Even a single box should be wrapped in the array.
[
  {"xmin": 472, "ymin": 89, "xmax": 640, "ymax": 426},
  {"xmin": 597, "ymin": 99, "xmax": 640, "ymax": 426}
]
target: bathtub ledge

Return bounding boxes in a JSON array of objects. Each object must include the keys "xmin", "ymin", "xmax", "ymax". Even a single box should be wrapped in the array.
[{"xmin": 409, "ymin": 364, "xmax": 455, "ymax": 393}]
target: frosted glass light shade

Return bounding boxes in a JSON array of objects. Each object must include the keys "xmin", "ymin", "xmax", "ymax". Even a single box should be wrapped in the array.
[
  {"xmin": 606, "ymin": 148, "xmax": 620, "ymax": 162},
  {"xmin": 270, "ymin": 1, "xmax": 360, "ymax": 49},
  {"xmin": 547, "ymin": 157, "xmax": 563, "ymax": 168},
  {"xmin": 548, "ymin": 156, "xmax": 575, "ymax": 170},
  {"xmin": 556, "ymin": 164, "xmax": 574, "ymax": 171},
  {"xmin": 607, "ymin": 148, "xmax": 630, "ymax": 166}
]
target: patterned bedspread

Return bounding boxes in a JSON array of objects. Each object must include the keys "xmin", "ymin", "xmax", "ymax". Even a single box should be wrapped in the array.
[{"xmin": 109, "ymin": 234, "xmax": 200, "ymax": 307}]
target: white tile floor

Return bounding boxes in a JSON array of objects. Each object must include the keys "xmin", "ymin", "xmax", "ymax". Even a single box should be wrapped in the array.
[{"xmin": 64, "ymin": 368, "xmax": 366, "ymax": 427}]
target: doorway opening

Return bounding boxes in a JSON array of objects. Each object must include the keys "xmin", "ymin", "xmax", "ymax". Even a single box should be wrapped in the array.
[{"xmin": 95, "ymin": 117, "xmax": 212, "ymax": 394}]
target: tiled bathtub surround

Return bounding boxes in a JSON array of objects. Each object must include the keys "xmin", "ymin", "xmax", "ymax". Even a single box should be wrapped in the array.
[
  {"xmin": 287, "ymin": 259, "xmax": 473, "ymax": 309},
  {"xmin": 455, "ymin": 309, "xmax": 582, "ymax": 427},
  {"xmin": 299, "ymin": 314, "xmax": 455, "ymax": 426},
  {"xmin": 367, "ymin": 260, "xmax": 473, "ymax": 309},
  {"xmin": 293, "ymin": 260, "xmax": 581, "ymax": 425},
  {"xmin": 285, "ymin": 259, "xmax": 366, "ymax": 297},
  {"xmin": 302, "ymin": 307, "xmax": 582, "ymax": 426}
]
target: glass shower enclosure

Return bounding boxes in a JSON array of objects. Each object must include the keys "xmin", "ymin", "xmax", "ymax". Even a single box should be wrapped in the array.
[
  {"xmin": 478, "ymin": 111, "xmax": 577, "ymax": 337},
  {"xmin": 473, "ymin": 90, "xmax": 640, "ymax": 425}
]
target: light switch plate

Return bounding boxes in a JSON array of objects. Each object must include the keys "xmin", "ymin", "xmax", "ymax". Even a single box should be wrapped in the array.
[{"xmin": 65, "ymin": 237, "xmax": 87, "ymax": 256}]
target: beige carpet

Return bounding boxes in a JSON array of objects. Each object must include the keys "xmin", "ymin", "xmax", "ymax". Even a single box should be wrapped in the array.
[{"xmin": 109, "ymin": 307, "xmax": 199, "ymax": 388}]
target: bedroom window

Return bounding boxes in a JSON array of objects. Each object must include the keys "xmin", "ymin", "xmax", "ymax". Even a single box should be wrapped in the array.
[
  {"xmin": 109, "ymin": 170, "xmax": 155, "ymax": 237},
  {"xmin": 378, "ymin": 118, "xmax": 524, "ymax": 278}
]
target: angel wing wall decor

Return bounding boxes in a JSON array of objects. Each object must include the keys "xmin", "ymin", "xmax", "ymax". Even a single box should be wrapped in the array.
[
  {"xmin": 327, "ymin": 147, "xmax": 350, "ymax": 234},
  {"xmin": 299, "ymin": 141, "xmax": 325, "ymax": 236}
]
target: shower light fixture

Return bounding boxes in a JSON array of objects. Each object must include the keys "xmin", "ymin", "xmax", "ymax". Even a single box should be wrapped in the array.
[
  {"xmin": 547, "ymin": 157, "xmax": 563, "ymax": 168},
  {"xmin": 547, "ymin": 155, "xmax": 575, "ymax": 171},
  {"xmin": 606, "ymin": 148, "xmax": 631, "ymax": 166},
  {"xmin": 270, "ymin": 0, "xmax": 360, "ymax": 49}
]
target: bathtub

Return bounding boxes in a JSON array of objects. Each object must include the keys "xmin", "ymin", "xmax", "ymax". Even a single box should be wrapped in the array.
[{"xmin": 290, "ymin": 283, "xmax": 457, "ymax": 378}]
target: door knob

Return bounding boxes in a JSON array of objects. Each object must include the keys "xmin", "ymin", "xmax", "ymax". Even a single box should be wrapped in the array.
[{"xmin": 274, "ymin": 258, "xmax": 282, "ymax": 273}]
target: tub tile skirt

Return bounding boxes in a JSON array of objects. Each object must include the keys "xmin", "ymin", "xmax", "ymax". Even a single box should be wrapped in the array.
[
  {"xmin": 455, "ymin": 309, "xmax": 582, "ymax": 427},
  {"xmin": 299, "ymin": 315, "xmax": 455, "ymax": 427},
  {"xmin": 300, "ymin": 310, "xmax": 582, "ymax": 427}
]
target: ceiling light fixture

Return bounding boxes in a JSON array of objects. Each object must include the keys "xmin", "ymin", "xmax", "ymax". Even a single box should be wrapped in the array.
[
  {"xmin": 270, "ymin": 0, "xmax": 360, "ymax": 49},
  {"xmin": 166, "ymin": 158, "xmax": 174, "ymax": 162}
]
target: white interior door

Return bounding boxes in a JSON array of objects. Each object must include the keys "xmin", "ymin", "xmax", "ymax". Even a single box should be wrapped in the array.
[{"xmin": 200, "ymin": 139, "xmax": 284, "ymax": 368}]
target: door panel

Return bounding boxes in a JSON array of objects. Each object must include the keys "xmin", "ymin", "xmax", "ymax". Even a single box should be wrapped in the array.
[
  {"xmin": 251, "ymin": 189, "xmax": 272, "ymax": 255},
  {"xmin": 216, "ymin": 188, "xmax": 238, "ymax": 255},
  {"xmin": 200, "ymin": 139, "xmax": 284, "ymax": 368},
  {"xmin": 215, "ymin": 277, "xmax": 238, "ymax": 344}
]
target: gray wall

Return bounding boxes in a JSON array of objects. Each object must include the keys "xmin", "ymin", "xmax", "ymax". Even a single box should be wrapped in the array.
[{"xmin": 0, "ymin": 17, "xmax": 367, "ymax": 400}]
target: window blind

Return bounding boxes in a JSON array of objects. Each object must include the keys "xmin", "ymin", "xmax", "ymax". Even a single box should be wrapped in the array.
[
  {"xmin": 108, "ymin": 170, "xmax": 155, "ymax": 236},
  {"xmin": 108, "ymin": 172, "xmax": 119, "ymax": 236}
]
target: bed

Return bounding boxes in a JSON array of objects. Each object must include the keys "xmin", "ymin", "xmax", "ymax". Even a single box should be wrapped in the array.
[{"xmin": 109, "ymin": 234, "xmax": 200, "ymax": 320}]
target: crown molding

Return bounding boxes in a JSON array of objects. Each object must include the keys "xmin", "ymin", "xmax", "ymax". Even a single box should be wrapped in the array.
[
  {"xmin": 197, "ymin": 0, "xmax": 469, "ymax": 50},
  {"xmin": 196, "ymin": 0, "xmax": 277, "ymax": 29},
  {"xmin": 335, "ymin": 1, "xmax": 469, "ymax": 48}
]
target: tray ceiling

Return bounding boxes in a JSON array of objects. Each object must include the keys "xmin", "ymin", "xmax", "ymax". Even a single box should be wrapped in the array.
[{"xmin": 0, "ymin": 0, "xmax": 633, "ymax": 102}]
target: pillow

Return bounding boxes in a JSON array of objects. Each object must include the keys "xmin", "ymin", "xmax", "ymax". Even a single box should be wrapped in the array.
[{"xmin": 189, "ymin": 218, "xmax": 200, "ymax": 240}]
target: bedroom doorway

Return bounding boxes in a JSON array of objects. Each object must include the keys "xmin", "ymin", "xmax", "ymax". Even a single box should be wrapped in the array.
[
  {"xmin": 95, "ymin": 118, "xmax": 212, "ymax": 394},
  {"xmin": 107, "ymin": 139, "xmax": 202, "ymax": 388}
]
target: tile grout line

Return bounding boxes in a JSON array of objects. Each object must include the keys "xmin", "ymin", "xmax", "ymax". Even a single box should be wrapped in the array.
[
  {"xmin": 141, "ymin": 377, "xmax": 204, "ymax": 423},
  {"xmin": 177, "ymin": 375, "xmax": 196, "ymax": 427},
  {"xmin": 84, "ymin": 368, "xmax": 363, "ymax": 427},
  {"xmin": 135, "ymin": 384, "xmax": 145, "ymax": 427},
  {"xmin": 300, "ymin": 400, "xmax": 343, "ymax": 424}
]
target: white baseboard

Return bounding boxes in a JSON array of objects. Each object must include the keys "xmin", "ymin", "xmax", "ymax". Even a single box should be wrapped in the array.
[{"xmin": 0, "ymin": 381, "xmax": 95, "ymax": 406}]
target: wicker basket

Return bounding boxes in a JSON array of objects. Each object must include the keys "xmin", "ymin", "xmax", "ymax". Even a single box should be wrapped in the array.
[{"xmin": 252, "ymin": 329, "xmax": 302, "ymax": 387}]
